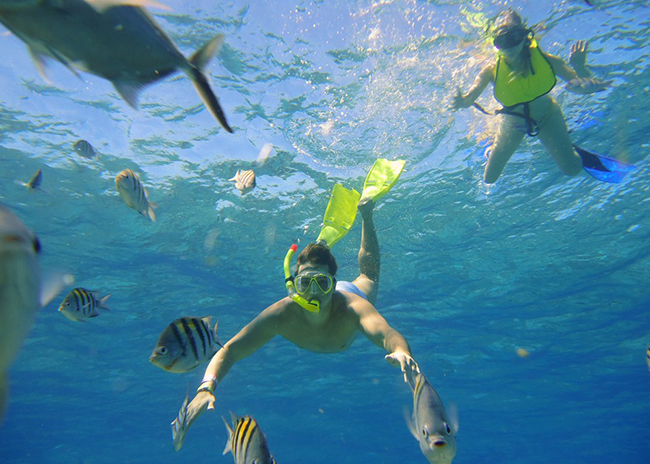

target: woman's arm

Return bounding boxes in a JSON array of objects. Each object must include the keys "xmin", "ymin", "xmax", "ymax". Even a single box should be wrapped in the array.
[{"xmin": 451, "ymin": 64, "xmax": 495, "ymax": 109}]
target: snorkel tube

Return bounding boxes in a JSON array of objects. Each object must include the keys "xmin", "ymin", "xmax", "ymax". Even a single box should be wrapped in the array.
[{"xmin": 284, "ymin": 244, "xmax": 320, "ymax": 313}]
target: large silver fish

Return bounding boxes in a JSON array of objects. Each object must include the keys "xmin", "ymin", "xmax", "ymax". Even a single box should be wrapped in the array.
[
  {"xmin": 0, "ymin": 0, "xmax": 233, "ymax": 132},
  {"xmin": 0, "ymin": 204, "xmax": 69, "ymax": 420},
  {"xmin": 222, "ymin": 412, "xmax": 277, "ymax": 464},
  {"xmin": 115, "ymin": 168, "xmax": 156, "ymax": 221},
  {"xmin": 406, "ymin": 373, "xmax": 458, "ymax": 464},
  {"xmin": 150, "ymin": 316, "xmax": 222, "ymax": 373}
]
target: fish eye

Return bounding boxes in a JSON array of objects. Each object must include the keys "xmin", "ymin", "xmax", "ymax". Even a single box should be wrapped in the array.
[
  {"xmin": 446, "ymin": 424, "xmax": 452, "ymax": 434},
  {"xmin": 422, "ymin": 428, "xmax": 426, "ymax": 436},
  {"xmin": 159, "ymin": 347, "xmax": 168, "ymax": 354},
  {"xmin": 33, "ymin": 237, "xmax": 41, "ymax": 253}
]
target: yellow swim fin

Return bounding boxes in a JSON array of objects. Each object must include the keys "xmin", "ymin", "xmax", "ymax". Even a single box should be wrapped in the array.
[
  {"xmin": 360, "ymin": 158, "xmax": 406, "ymax": 204},
  {"xmin": 316, "ymin": 184, "xmax": 361, "ymax": 248}
]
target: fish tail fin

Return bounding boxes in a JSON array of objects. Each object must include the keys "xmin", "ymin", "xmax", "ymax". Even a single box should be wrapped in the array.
[
  {"xmin": 147, "ymin": 206, "xmax": 157, "ymax": 222},
  {"xmin": 187, "ymin": 35, "xmax": 233, "ymax": 133},
  {"xmin": 213, "ymin": 319, "xmax": 223, "ymax": 348},
  {"xmin": 99, "ymin": 294, "xmax": 111, "ymax": 311},
  {"xmin": 0, "ymin": 373, "xmax": 8, "ymax": 422},
  {"xmin": 221, "ymin": 414, "xmax": 234, "ymax": 454}
]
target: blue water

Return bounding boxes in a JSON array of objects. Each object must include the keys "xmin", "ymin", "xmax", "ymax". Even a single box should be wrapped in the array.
[{"xmin": 1, "ymin": 0, "xmax": 649, "ymax": 463}]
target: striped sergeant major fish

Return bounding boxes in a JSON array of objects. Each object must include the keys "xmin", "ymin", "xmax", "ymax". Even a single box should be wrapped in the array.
[
  {"xmin": 73, "ymin": 139, "xmax": 96, "ymax": 159},
  {"xmin": 58, "ymin": 287, "xmax": 110, "ymax": 321},
  {"xmin": 0, "ymin": 204, "xmax": 71, "ymax": 420},
  {"xmin": 171, "ymin": 392, "xmax": 190, "ymax": 451},
  {"xmin": 647, "ymin": 344, "xmax": 650, "ymax": 372},
  {"xmin": 0, "ymin": 0, "xmax": 233, "ymax": 132},
  {"xmin": 222, "ymin": 412, "xmax": 277, "ymax": 464},
  {"xmin": 115, "ymin": 169, "xmax": 156, "ymax": 222},
  {"xmin": 406, "ymin": 373, "xmax": 458, "ymax": 464},
  {"xmin": 149, "ymin": 316, "xmax": 222, "ymax": 373},
  {"xmin": 229, "ymin": 169, "xmax": 256, "ymax": 194}
]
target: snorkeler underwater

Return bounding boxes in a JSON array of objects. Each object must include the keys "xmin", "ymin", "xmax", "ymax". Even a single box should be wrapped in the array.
[{"xmin": 0, "ymin": 1, "xmax": 648, "ymax": 463}]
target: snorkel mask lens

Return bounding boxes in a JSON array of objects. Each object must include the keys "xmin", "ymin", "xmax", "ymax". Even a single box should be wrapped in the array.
[
  {"xmin": 295, "ymin": 273, "xmax": 334, "ymax": 295},
  {"xmin": 493, "ymin": 27, "xmax": 529, "ymax": 50}
]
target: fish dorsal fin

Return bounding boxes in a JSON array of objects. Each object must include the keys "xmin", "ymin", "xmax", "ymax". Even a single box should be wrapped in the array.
[
  {"xmin": 27, "ymin": 47, "xmax": 52, "ymax": 84},
  {"xmin": 84, "ymin": 0, "xmax": 171, "ymax": 13},
  {"xmin": 40, "ymin": 272, "xmax": 75, "ymax": 307},
  {"xmin": 113, "ymin": 81, "xmax": 145, "ymax": 109},
  {"xmin": 190, "ymin": 34, "xmax": 225, "ymax": 71},
  {"xmin": 402, "ymin": 405, "xmax": 419, "ymax": 441}
]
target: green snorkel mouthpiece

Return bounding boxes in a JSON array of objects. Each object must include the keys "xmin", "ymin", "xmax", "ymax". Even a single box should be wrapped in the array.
[{"xmin": 284, "ymin": 244, "xmax": 320, "ymax": 313}]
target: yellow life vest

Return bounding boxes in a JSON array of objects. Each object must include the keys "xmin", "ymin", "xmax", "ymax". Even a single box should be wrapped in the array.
[{"xmin": 493, "ymin": 39, "xmax": 557, "ymax": 107}]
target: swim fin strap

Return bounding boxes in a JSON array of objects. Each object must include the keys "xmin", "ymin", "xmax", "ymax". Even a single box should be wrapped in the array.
[
  {"xmin": 574, "ymin": 145, "xmax": 635, "ymax": 183},
  {"xmin": 360, "ymin": 158, "xmax": 406, "ymax": 203},
  {"xmin": 316, "ymin": 184, "xmax": 361, "ymax": 248}
]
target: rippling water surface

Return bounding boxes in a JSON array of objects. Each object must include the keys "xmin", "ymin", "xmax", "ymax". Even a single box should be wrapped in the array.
[{"xmin": 1, "ymin": 0, "xmax": 649, "ymax": 463}]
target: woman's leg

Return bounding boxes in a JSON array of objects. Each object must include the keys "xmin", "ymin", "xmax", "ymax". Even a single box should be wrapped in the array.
[
  {"xmin": 484, "ymin": 117, "xmax": 526, "ymax": 183},
  {"xmin": 537, "ymin": 101, "xmax": 583, "ymax": 176}
]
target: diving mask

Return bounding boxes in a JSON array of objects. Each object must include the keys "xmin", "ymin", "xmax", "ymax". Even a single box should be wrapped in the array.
[
  {"xmin": 283, "ymin": 244, "xmax": 321, "ymax": 313},
  {"xmin": 294, "ymin": 272, "xmax": 335, "ymax": 295},
  {"xmin": 493, "ymin": 27, "xmax": 530, "ymax": 50}
]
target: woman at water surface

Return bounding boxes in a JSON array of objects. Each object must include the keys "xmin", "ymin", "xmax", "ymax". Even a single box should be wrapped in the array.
[{"xmin": 452, "ymin": 8, "xmax": 609, "ymax": 184}]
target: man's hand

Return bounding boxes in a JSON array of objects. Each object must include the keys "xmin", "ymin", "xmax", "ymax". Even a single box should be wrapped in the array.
[
  {"xmin": 569, "ymin": 40, "xmax": 589, "ymax": 74},
  {"xmin": 385, "ymin": 350, "xmax": 421, "ymax": 386},
  {"xmin": 171, "ymin": 390, "xmax": 216, "ymax": 451}
]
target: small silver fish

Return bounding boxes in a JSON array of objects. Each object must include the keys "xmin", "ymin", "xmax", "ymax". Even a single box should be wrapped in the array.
[
  {"xmin": 58, "ymin": 287, "xmax": 110, "ymax": 321},
  {"xmin": 222, "ymin": 412, "xmax": 277, "ymax": 464},
  {"xmin": 0, "ymin": 204, "xmax": 69, "ymax": 420},
  {"xmin": 115, "ymin": 169, "xmax": 156, "ymax": 221},
  {"xmin": 171, "ymin": 392, "xmax": 190, "ymax": 451},
  {"xmin": 0, "ymin": 0, "xmax": 233, "ymax": 132},
  {"xmin": 565, "ymin": 77, "xmax": 612, "ymax": 94},
  {"xmin": 406, "ymin": 373, "xmax": 458, "ymax": 464},
  {"xmin": 24, "ymin": 169, "xmax": 42, "ymax": 191},
  {"xmin": 256, "ymin": 143, "xmax": 273, "ymax": 166},
  {"xmin": 229, "ymin": 169, "xmax": 256, "ymax": 194},
  {"xmin": 73, "ymin": 139, "xmax": 96, "ymax": 159},
  {"xmin": 150, "ymin": 316, "xmax": 222, "ymax": 373}
]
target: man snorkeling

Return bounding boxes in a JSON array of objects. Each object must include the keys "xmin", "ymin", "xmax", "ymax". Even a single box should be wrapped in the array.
[
  {"xmin": 171, "ymin": 160, "xmax": 418, "ymax": 450},
  {"xmin": 451, "ymin": 8, "xmax": 611, "ymax": 184}
]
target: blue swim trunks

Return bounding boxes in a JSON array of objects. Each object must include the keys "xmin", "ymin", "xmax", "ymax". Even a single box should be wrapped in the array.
[{"xmin": 336, "ymin": 281, "xmax": 368, "ymax": 301}]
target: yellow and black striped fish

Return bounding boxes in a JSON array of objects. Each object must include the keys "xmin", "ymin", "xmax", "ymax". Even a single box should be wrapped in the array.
[
  {"xmin": 171, "ymin": 393, "xmax": 190, "ymax": 451},
  {"xmin": 222, "ymin": 412, "xmax": 277, "ymax": 464},
  {"xmin": 229, "ymin": 169, "xmax": 256, "ymax": 194},
  {"xmin": 115, "ymin": 169, "xmax": 156, "ymax": 221},
  {"xmin": 150, "ymin": 316, "xmax": 222, "ymax": 374},
  {"xmin": 73, "ymin": 140, "xmax": 96, "ymax": 159},
  {"xmin": 646, "ymin": 344, "xmax": 650, "ymax": 372},
  {"xmin": 58, "ymin": 287, "xmax": 111, "ymax": 322}
]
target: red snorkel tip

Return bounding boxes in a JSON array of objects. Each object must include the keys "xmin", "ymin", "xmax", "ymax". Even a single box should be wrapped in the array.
[{"xmin": 290, "ymin": 244, "xmax": 298, "ymax": 252}]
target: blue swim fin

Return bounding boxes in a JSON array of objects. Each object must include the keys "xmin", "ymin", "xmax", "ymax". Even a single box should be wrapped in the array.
[{"xmin": 574, "ymin": 145, "xmax": 635, "ymax": 183}]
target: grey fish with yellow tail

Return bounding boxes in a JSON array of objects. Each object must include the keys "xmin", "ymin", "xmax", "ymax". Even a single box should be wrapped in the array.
[
  {"xmin": 150, "ymin": 316, "xmax": 222, "ymax": 373},
  {"xmin": 73, "ymin": 139, "xmax": 96, "ymax": 159},
  {"xmin": 229, "ymin": 169, "xmax": 256, "ymax": 194},
  {"xmin": 22, "ymin": 168, "xmax": 42, "ymax": 191},
  {"xmin": 222, "ymin": 412, "xmax": 277, "ymax": 464},
  {"xmin": 115, "ymin": 169, "xmax": 156, "ymax": 221},
  {"xmin": 0, "ymin": 0, "xmax": 233, "ymax": 132},
  {"xmin": 406, "ymin": 373, "xmax": 458, "ymax": 464},
  {"xmin": 58, "ymin": 287, "xmax": 110, "ymax": 321},
  {"xmin": 0, "ymin": 204, "xmax": 70, "ymax": 421}
]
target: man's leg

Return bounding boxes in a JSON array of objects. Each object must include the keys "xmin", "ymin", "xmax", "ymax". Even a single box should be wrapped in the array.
[{"xmin": 351, "ymin": 200, "xmax": 380, "ymax": 305}]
